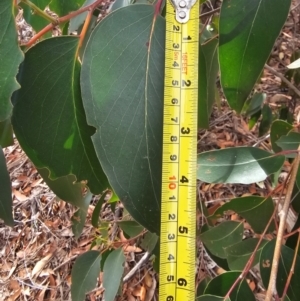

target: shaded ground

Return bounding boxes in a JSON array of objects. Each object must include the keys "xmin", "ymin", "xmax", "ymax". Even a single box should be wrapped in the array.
[{"xmin": 1, "ymin": 1, "xmax": 300, "ymax": 300}]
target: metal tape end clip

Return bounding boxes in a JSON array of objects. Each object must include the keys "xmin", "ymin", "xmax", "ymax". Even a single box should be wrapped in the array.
[{"xmin": 170, "ymin": 0, "xmax": 197, "ymax": 23}]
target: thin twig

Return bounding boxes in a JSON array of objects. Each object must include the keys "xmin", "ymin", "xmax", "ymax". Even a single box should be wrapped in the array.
[
  {"xmin": 123, "ymin": 251, "xmax": 150, "ymax": 282},
  {"xmin": 265, "ymin": 146, "xmax": 300, "ymax": 301},
  {"xmin": 265, "ymin": 64, "xmax": 300, "ymax": 98},
  {"xmin": 53, "ymin": 255, "xmax": 77, "ymax": 272},
  {"xmin": 200, "ymin": 7, "xmax": 221, "ymax": 18}
]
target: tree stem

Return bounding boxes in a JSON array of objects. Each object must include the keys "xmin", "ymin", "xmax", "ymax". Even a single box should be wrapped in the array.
[{"xmin": 265, "ymin": 146, "xmax": 300, "ymax": 301}]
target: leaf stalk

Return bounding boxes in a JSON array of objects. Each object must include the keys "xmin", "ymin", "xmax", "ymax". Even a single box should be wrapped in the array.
[
  {"xmin": 20, "ymin": 0, "xmax": 57, "ymax": 23},
  {"xmin": 24, "ymin": 0, "xmax": 105, "ymax": 48}
]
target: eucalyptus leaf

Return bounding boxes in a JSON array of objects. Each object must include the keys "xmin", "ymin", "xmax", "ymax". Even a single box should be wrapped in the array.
[
  {"xmin": 69, "ymin": 0, "xmax": 97, "ymax": 33},
  {"xmin": 199, "ymin": 38, "xmax": 219, "ymax": 129},
  {"xmin": 242, "ymin": 93, "xmax": 266, "ymax": 116},
  {"xmin": 111, "ymin": 0, "xmax": 132, "ymax": 10},
  {"xmin": 81, "ymin": 5, "xmax": 165, "ymax": 234},
  {"xmin": 225, "ymin": 238, "xmax": 267, "ymax": 270},
  {"xmin": 212, "ymin": 196, "xmax": 275, "ymax": 233},
  {"xmin": 276, "ymin": 131, "xmax": 300, "ymax": 158},
  {"xmin": 103, "ymin": 248, "xmax": 125, "ymax": 301},
  {"xmin": 91, "ymin": 190, "xmax": 109, "ymax": 228},
  {"xmin": 200, "ymin": 221, "xmax": 243, "ymax": 258},
  {"xmin": 140, "ymin": 232, "xmax": 158, "ymax": 252},
  {"xmin": 260, "ymin": 239, "xmax": 300, "ymax": 301},
  {"xmin": 196, "ymin": 276, "xmax": 212, "ymax": 297},
  {"xmin": 71, "ymin": 250, "xmax": 101, "ymax": 301},
  {"xmin": 204, "ymin": 271, "xmax": 255, "ymax": 301},
  {"xmin": 270, "ymin": 120, "xmax": 293, "ymax": 153},
  {"xmin": 0, "ymin": 0, "xmax": 24, "ymax": 122},
  {"xmin": 72, "ymin": 190, "xmax": 93, "ymax": 238},
  {"xmin": 196, "ymin": 296, "xmax": 231, "ymax": 301},
  {"xmin": 0, "ymin": 146, "xmax": 13, "ymax": 226},
  {"xmin": 197, "ymin": 147, "xmax": 285, "ymax": 184},
  {"xmin": 0, "ymin": 118, "xmax": 13, "ymax": 147},
  {"xmin": 50, "ymin": 0, "xmax": 86, "ymax": 16},
  {"xmin": 37, "ymin": 168, "xmax": 84, "ymax": 208},
  {"xmin": 118, "ymin": 220, "xmax": 144, "ymax": 238},
  {"xmin": 219, "ymin": 0, "xmax": 291, "ymax": 112},
  {"xmin": 12, "ymin": 37, "xmax": 110, "ymax": 197},
  {"xmin": 248, "ymin": 110, "xmax": 261, "ymax": 130},
  {"xmin": 259, "ymin": 104, "xmax": 272, "ymax": 137}
]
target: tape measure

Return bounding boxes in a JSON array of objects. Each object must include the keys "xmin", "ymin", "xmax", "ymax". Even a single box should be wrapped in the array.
[{"xmin": 159, "ymin": 0, "xmax": 199, "ymax": 301}]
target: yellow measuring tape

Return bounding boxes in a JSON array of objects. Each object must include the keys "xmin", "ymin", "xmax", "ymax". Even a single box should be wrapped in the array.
[{"xmin": 159, "ymin": 0, "xmax": 199, "ymax": 300}]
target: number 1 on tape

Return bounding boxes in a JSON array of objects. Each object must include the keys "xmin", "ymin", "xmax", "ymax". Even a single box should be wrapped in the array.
[{"xmin": 159, "ymin": 1, "xmax": 199, "ymax": 301}]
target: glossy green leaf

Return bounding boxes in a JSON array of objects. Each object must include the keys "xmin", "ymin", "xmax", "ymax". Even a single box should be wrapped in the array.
[
  {"xmin": 200, "ymin": 24, "xmax": 218, "ymax": 44},
  {"xmin": 248, "ymin": 110, "xmax": 261, "ymax": 130},
  {"xmin": 0, "ymin": 118, "xmax": 13, "ymax": 147},
  {"xmin": 196, "ymin": 296, "xmax": 231, "ymax": 301},
  {"xmin": 81, "ymin": 5, "xmax": 165, "ymax": 234},
  {"xmin": 260, "ymin": 239, "xmax": 300, "ymax": 301},
  {"xmin": 100, "ymin": 249, "xmax": 113, "ymax": 271},
  {"xmin": 204, "ymin": 271, "xmax": 255, "ymax": 301},
  {"xmin": 72, "ymin": 190, "xmax": 93, "ymax": 238},
  {"xmin": 37, "ymin": 168, "xmax": 84, "ymax": 208},
  {"xmin": 140, "ymin": 232, "xmax": 158, "ymax": 252},
  {"xmin": 196, "ymin": 276, "xmax": 212, "ymax": 297},
  {"xmin": 270, "ymin": 120, "xmax": 293, "ymax": 153},
  {"xmin": 117, "ymin": 220, "xmax": 144, "ymax": 238},
  {"xmin": 225, "ymin": 238, "xmax": 267, "ymax": 270},
  {"xmin": 203, "ymin": 244, "xmax": 230, "ymax": 271},
  {"xmin": 219, "ymin": 0, "xmax": 291, "ymax": 112},
  {"xmin": 12, "ymin": 37, "xmax": 109, "ymax": 196},
  {"xmin": 197, "ymin": 147, "xmax": 285, "ymax": 184},
  {"xmin": 69, "ymin": 0, "xmax": 97, "ymax": 33},
  {"xmin": 71, "ymin": 250, "xmax": 101, "ymax": 301},
  {"xmin": 0, "ymin": 0, "xmax": 24, "ymax": 122},
  {"xmin": 103, "ymin": 248, "xmax": 125, "ymax": 301},
  {"xmin": 91, "ymin": 190, "xmax": 109, "ymax": 228},
  {"xmin": 0, "ymin": 146, "xmax": 13, "ymax": 226},
  {"xmin": 242, "ymin": 93, "xmax": 266, "ymax": 116},
  {"xmin": 200, "ymin": 221, "xmax": 243, "ymax": 258},
  {"xmin": 151, "ymin": 239, "xmax": 160, "ymax": 272},
  {"xmin": 50, "ymin": 0, "xmax": 86, "ymax": 16},
  {"xmin": 276, "ymin": 131, "xmax": 300, "ymax": 158},
  {"xmin": 212, "ymin": 196, "xmax": 275, "ymax": 233},
  {"xmin": 111, "ymin": 0, "xmax": 133, "ymax": 10},
  {"xmin": 259, "ymin": 104, "xmax": 272, "ymax": 137},
  {"xmin": 199, "ymin": 38, "xmax": 219, "ymax": 129},
  {"xmin": 20, "ymin": 0, "xmax": 50, "ymax": 33}
]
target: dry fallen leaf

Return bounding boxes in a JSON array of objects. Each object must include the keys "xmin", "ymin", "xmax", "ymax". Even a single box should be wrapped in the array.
[
  {"xmin": 140, "ymin": 285, "xmax": 146, "ymax": 301},
  {"xmin": 31, "ymin": 253, "xmax": 53, "ymax": 278},
  {"xmin": 8, "ymin": 288, "xmax": 22, "ymax": 301},
  {"xmin": 143, "ymin": 269, "xmax": 153, "ymax": 288},
  {"xmin": 13, "ymin": 189, "xmax": 28, "ymax": 201}
]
